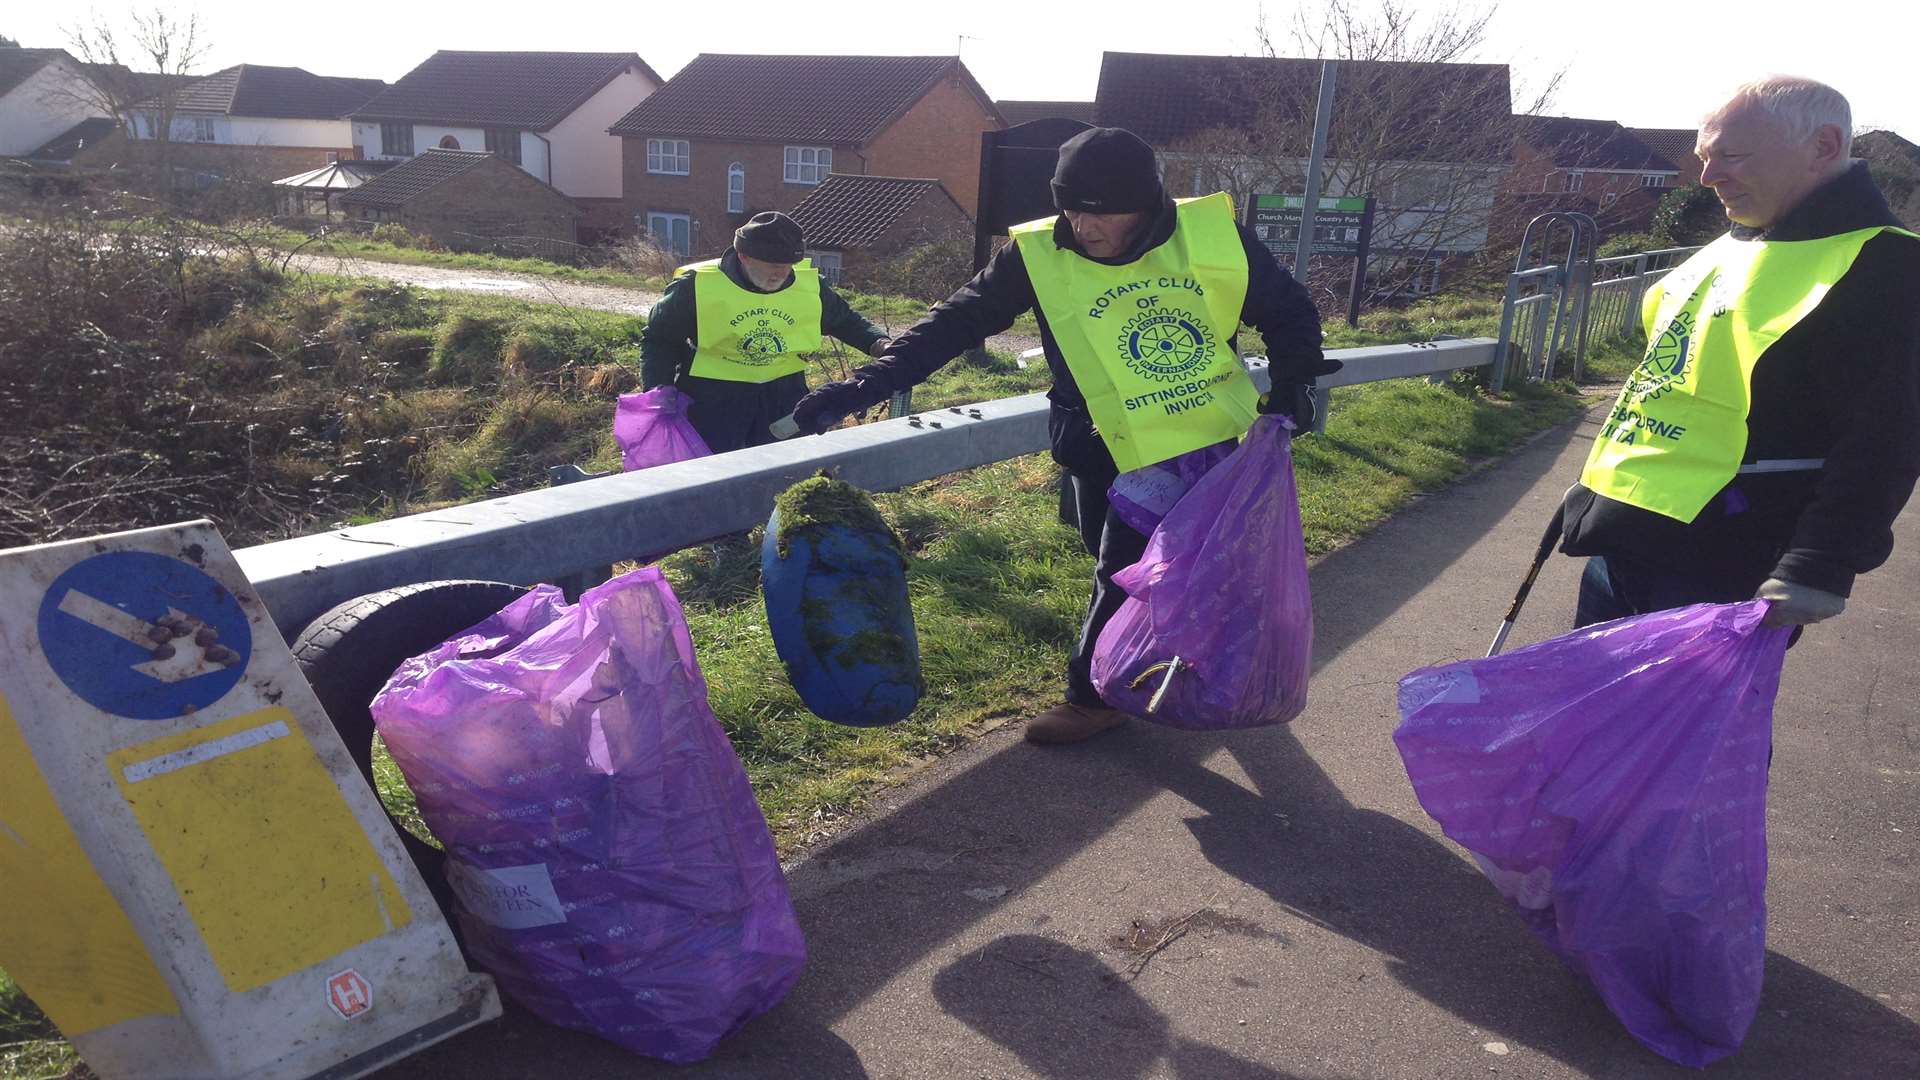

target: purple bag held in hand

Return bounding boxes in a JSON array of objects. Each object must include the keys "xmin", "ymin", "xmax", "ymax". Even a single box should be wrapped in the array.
[
  {"xmin": 372, "ymin": 569, "xmax": 803, "ymax": 1063},
  {"xmin": 615, "ymin": 386, "xmax": 712, "ymax": 471},
  {"xmin": 1091, "ymin": 416, "xmax": 1312, "ymax": 728},
  {"xmin": 1394, "ymin": 601, "xmax": 1791, "ymax": 1067}
]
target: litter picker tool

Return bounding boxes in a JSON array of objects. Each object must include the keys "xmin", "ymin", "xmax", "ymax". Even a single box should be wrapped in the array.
[{"xmin": 1487, "ymin": 500, "xmax": 1568, "ymax": 657}]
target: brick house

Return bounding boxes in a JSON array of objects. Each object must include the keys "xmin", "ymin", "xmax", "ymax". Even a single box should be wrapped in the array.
[
  {"xmin": 350, "ymin": 52, "xmax": 662, "ymax": 238},
  {"xmin": 1629, "ymin": 128, "xmax": 1703, "ymax": 186},
  {"xmin": 337, "ymin": 148, "xmax": 581, "ymax": 260},
  {"xmin": 786, "ymin": 174, "xmax": 971, "ymax": 287},
  {"xmin": 1495, "ymin": 117, "xmax": 1682, "ymax": 247},
  {"xmin": 120, "ymin": 64, "xmax": 387, "ymax": 179},
  {"xmin": 607, "ymin": 54, "xmax": 1004, "ymax": 259}
]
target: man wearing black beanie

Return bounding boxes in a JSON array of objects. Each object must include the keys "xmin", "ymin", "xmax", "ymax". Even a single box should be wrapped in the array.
[
  {"xmin": 793, "ymin": 126, "xmax": 1336, "ymax": 744},
  {"xmin": 640, "ymin": 211, "xmax": 893, "ymax": 453}
]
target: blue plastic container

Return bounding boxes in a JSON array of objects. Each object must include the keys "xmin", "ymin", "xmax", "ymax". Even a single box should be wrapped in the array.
[{"xmin": 761, "ymin": 482, "xmax": 922, "ymax": 727}]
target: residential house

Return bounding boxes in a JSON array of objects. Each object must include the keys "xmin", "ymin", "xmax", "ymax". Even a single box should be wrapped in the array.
[
  {"xmin": 337, "ymin": 148, "xmax": 580, "ymax": 259},
  {"xmin": 1498, "ymin": 117, "xmax": 1681, "ymax": 245},
  {"xmin": 608, "ymin": 54, "xmax": 1004, "ymax": 259},
  {"xmin": 995, "ymin": 100, "xmax": 1096, "ymax": 126},
  {"xmin": 124, "ymin": 64, "xmax": 387, "ymax": 178},
  {"xmin": 0, "ymin": 49, "xmax": 105, "ymax": 157},
  {"xmin": 786, "ymin": 174, "xmax": 972, "ymax": 287},
  {"xmin": 1094, "ymin": 51, "xmax": 1515, "ymax": 296},
  {"xmin": 350, "ymin": 51, "xmax": 661, "ymax": 237},
  {"xmin": 1629, "ymin": 128, "xmax": 1703, "ymax": 186},
  {"xmin": 1855, "ymin": 129, "xmax": 1920, "ymax": 226}
]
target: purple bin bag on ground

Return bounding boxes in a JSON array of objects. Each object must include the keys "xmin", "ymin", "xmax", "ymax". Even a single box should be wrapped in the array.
[
  {"xmin": 1090, "ymin": 415, "xmax": 1312, "ymax": 728},
  {"xmin": 371, "ymin": 568, "xmax": 804, "ymax": 1063},
  {"xmin": 615, "ymin": 385, "xmax": 712, "ymax": 472},
  {"xmin": 1393, "ymin": 600, "xmax": 1791, "ymax": 1068}
]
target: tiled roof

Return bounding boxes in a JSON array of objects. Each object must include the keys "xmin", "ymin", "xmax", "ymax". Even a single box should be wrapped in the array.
[
  {"xmin": 608, "ymin": 54, "xmax": 1001, "ymax": 143},
  {"xmin": 1526, "ymin": 117, "xmax": 1675, "ymax": 171},
  {"xmin": 1628, "ymin": 128, "xmax": 1698, "ymax": 170},
  {"xmin": 169, "ymin": 64, "xmax": 386, "ymax": 119},
  {"xmin": 787, "ymin": 174, "xmax": 963, "ymax": 249},
  {"xmin": 351, "ymin": 51, "xmax": 659, "ymax": 129},
  {"xmin": 996, "ymin": 100, "xmax": 1096, "ymax": 126},
  {"xmin": 337, "ymin": 149, "xmax": 499, "ymax": 208},
  {"xmin": 26, "ymin": 116, "xmax": 118, "ymax": 162},
  {"xmin": 1094, "ymin": 52, "xmax": 1512, "ymax": 161},
  {"xmin": 0, "ymin": 48, "xmax": 67, "ymax": 97}
]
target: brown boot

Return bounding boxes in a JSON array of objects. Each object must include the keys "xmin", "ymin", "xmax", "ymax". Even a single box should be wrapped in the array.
[{"xmin": 1025, "ymin": 702, "xmax": 1127, "ymax": 745}]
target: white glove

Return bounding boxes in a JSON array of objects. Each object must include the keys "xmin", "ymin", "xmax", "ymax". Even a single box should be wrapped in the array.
[{"xmin": 1755, "ymin": 577, "xmax": 1846, "ymax": 628}]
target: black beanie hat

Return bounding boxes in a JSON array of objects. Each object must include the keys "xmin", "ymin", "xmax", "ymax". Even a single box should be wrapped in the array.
[
  {"xmin": 734, "ymin": 211, "xmax": 805, "ymax": 263},
  {"xmin": 1051, "ymin": 127, "xmax": 1164, "ymax": 214}
]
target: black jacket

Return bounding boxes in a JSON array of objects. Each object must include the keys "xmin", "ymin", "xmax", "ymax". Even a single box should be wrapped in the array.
[
  {"xmin": 1561, "ymin": 161, "xmax": 1920, "ymax": 597},
  {"xmin": 639, "ymin": 250, "xmax": 887, "ymax": 389},
  {"xmin": 833, "ymin": 196, "xmax": 1332, "ymax": 479}
]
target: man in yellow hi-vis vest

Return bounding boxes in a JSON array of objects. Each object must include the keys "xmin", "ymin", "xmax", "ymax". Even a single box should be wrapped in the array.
[
  {"xmin": 640, "ymin": 212, "xmax": 892, "ymax": 453},
  {"xmin": 793, "ymin": 127, "xmax": 1338, "ymax": 743},
  {"xmin": 1562, "ymin": 77, "xmax": 1919, "ymax": 632}
]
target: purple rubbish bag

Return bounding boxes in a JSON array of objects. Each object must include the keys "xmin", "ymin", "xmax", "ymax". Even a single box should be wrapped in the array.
[
  {"xmin": 1091, "ymin": 416, "xmax": 1312, "ymax": 728},
  {"xmin": 1393, "ymin": 600, "xmax": 1791, "ymax": 1067},
  {"xmin": 1106, "ymin": 441, "xmax": 1236, "ymax": 534},
  {"xmin": 615, "ymin": 385, "xmax": 712, "ymax": 471},
  {"xmin": 371, "ymin": 569, "xmax": 803, "ymax": 1063}
]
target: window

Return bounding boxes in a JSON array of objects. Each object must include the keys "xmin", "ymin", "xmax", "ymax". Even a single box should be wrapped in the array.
[
  {"xmin": 784, "ymin": 145, "xmax": 832, "ymax": 185},
  {"xmin": 647, "ymin": 138, "xmax": 689, "ymax": 175},
  {"xmin": 380, "ymin": 122, "xmax": 413, "ymax": 157},
  {"xmin": 807, "ymin": 249, "xmax": 843, "ymax": 284},
  {"xmin": 646, "ymin": 212, "xmax": 691, "ymax": 257},
  {"xmin": 1641, "ymin": 173, "xmax": 1669, "ymax": 189},
  {"xmin": 486, "ymin": 129, "xmax": 522, "ymax": 165},
  {"xmin": 437, "ymin": 135, "xmax": 462, "ymax": 150},
  {"xmin": 1564, "ymin": 171, "xmax": 1585, "ymax": 193},
  {"xmin": 727, "ymin": 162, "xmax": 746, "ymax": 214},
  {"xmin": 191, "ymin": 116, "xmax": 217, "ymax": 143}
]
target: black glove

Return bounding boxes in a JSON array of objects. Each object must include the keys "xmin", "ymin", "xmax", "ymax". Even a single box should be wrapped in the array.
[
  {"xmin": 1259, "ymin": 380, "xmax": 1318, "ymax": 429},
  {"xmin": 793, "ymin": 379, "xmax": 884, "ymax": 434}
]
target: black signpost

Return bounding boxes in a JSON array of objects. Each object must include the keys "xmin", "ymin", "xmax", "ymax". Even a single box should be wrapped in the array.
[
  {"xmin": 1248, "ymin": 193, "xmax": 1377, "ymax": 327},
  {"xmin": 973, "ymin": 117, "xmax": 1093, "ymax": 272}
]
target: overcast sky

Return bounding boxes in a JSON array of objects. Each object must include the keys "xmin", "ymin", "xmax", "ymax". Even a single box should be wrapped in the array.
[{"xmin": 14, "ymin": 1, "xmax": 1917, "ymax": 139}]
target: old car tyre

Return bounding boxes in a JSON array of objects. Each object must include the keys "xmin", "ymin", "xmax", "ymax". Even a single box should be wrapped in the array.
[{"xmin": 292, "ymin": 579, "xmax": 527, "ymax": 928}]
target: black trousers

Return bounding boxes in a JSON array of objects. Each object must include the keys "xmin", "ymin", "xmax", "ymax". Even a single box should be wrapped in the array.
[
  {"xmin": 678, "ymin": 372, "xmax": 809, "ymax": 454},
  {"xmin": 1064, "ymin": 471, "xmax": 1150, "ymax": 708}
]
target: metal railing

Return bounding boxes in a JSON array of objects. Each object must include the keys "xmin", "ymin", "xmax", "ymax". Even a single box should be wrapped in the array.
[
  {"xmin": 234, "ymin": 337, "xmax": 1499, "ymax": 637},
  {"xmin": 1585, "ymin": 247, "xmax": 1699, "ymax": 343},
  {"xmin": 1493, "ymin": 240, "xmax": 1701, "ymax": 387}
]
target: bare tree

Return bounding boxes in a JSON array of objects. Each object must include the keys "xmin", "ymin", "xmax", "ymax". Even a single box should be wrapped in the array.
[
  {"xmin": 1163, "ymin": 0, "xmax": 1561, "ymax": 305},
  {"xmin": 54, "ymin": 7, "xmax": 208, "ymax": 191}
]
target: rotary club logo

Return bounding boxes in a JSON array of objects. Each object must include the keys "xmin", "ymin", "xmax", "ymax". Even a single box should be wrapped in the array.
[
  {"xmin": 1118, "ymin": 307, "xmax": 1216, "ymax": 383},
  {"xmin": 737, "ymin": 319, "xmax": 787, "ymax": 365}
]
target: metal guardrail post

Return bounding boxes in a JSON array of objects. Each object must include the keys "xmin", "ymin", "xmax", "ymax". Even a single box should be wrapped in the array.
[
  {"xmin": 1491, "ymin": 270, "xmax": 1524, "ymax": 391},
  {"xmin": 1528, "ymin": 291, "xmax": 1553, "ymax": 381}
]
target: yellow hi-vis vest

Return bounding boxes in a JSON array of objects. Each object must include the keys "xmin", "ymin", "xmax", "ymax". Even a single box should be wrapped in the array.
[
  {"xmin": 1581, "ymin": 225, "xmax": 1914, "ymax": 523},
  {"xmin": 675, "ymin": 258, "xmax": 823, "ymax": 382},
  {"xmin": 1011, "ymin": 193, "xmax": 1259, "ymax": 473}
]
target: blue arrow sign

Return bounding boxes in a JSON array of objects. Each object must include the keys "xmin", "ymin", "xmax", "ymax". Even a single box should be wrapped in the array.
[{"xmin": 36, "ymin": 551, "xmax": 254, "ymax": 720}]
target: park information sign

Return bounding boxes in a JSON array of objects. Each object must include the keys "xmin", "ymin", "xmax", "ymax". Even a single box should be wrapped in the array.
[{"xmin": 1249, "ymin": 194, "xmax": 1373, "ymax": 258}]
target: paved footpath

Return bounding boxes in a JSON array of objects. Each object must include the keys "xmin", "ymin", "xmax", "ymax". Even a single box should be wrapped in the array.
[{"xmin": 386, "ymin": 404, "xmax": 1919, "ymax": 1079}]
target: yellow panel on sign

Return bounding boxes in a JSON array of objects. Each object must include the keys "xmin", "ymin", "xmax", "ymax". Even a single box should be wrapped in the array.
[
  {"xmin": 108, "ymin": 707, "xmax": 412, "ymax": 993},
  {"xmin": 0, "ymin": 693, "xmax": 179, "ymax": 1035}
]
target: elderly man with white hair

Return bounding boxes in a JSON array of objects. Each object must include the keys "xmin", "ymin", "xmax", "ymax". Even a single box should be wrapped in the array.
[{"xmin": 1559, "ymin": 75, "xmax": 1920, "ymax": 632}]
